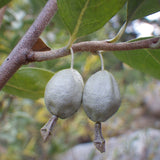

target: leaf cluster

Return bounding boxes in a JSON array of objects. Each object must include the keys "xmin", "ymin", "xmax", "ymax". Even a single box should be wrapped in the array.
[{"xmin": 1, "ymin": 0, "xmax": 160, "ymax": 99}]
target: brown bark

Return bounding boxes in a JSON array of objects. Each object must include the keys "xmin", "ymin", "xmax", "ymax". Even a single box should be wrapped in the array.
[
  {"xmin": 28, "ymin": 37, "xmax": 160, "ymax": 62},
  {"xmin": 0, "ymin": 0, "xmax": 57, "ymax": 90}
]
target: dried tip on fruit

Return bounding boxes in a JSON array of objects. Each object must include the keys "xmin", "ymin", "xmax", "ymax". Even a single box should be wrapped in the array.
[
  {"xmin": 94, "ymin": 122, "xmax": 105, "ymax": 153},
  {"xmin": 94, "ymin": 139, "xmax": 105, "ymax": 153},
  {"xmin": 40, "ymin": 115, "xmax": 58, "ymax": 142}
]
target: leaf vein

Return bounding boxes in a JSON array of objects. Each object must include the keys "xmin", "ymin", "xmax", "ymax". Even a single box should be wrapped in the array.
[
  {"xmin": 70, "ymin": 0, "xmax": 90, "ymax": 44},
  {"xmin": 145, "ymin": 49, "xmax": 160, "ymax": 65},
  {"xmin": 6, "ymin": 83, "xmax": 43, "ymax": 94}
]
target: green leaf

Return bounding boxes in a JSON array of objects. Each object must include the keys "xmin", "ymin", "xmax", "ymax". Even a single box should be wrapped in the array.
[
  {"xmin": 107, "ymin": 22, "xmax": 127, "ymax": 43},
  {"xmin": 2, "ymin": 67, "xmax": 54, "ymax": 99},
  {"xmin": 0, "ymin": 0, "xmax": 11, "ymax": 8},
  {"xmin": 57, "ymin": 0, "xmax": 127, "ymax": 44},
  {"xmin": 127, "ymin": 0, "xmax": 160, "ymax": 21},
  {"xmin": 114, "ymin": 38, "xmax": 160, "ymax": 79}
]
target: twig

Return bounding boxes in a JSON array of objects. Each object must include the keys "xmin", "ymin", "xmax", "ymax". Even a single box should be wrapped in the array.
[
  {"xmin": 28, "ymin": 37, "xmax": 160, "ymax": 62},
  {"xmin": 150, "ymin": 38, "xmax": 160, "ymax": 48},
  {"xmin": 0, "ymin": 5, "xmax": 7, "ymax": 28},
  {"xmin": 0, "ymin": 0, "xmax": 57, "ymax": 90}
]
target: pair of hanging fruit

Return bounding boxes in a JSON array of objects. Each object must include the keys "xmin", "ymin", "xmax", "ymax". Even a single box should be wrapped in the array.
[{"xmin": 41, "ymin": 49, "xmax": 121, "ymax": 153}]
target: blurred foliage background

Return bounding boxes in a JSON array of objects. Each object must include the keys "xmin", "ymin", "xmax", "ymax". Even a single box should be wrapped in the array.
[{"xmin": 0, "ymin": 0, "xmax": 160, "ymax": 159}]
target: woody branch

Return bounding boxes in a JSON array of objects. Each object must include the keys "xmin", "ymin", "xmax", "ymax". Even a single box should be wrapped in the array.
[
  {"xmin": 0, "ymin": 0, "xmax": 57, "ymax": 90},
  {"xmin": 27, "ymin": 37, "xmax": 160, "ymax": 62}
]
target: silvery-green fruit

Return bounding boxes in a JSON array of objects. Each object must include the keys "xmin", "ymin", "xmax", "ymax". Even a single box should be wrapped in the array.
[
  {"xmin": 82, "ymin": 70, "xmax": 121, "ymax": 122},
  {"xmin": 44, "ymin": 69, "xmax": 84, "ymax": 119}
]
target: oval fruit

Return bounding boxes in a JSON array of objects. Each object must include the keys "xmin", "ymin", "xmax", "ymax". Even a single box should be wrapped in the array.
[
  {"xmin": 44, "ymin": 69, "xmax": 84, "ymax": 119},
  {"xmin": 82, "ymin": 70, "xmax": 121, "ymax": 122}
]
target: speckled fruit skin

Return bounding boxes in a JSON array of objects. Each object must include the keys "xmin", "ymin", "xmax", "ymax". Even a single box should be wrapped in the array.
[
  {"xmin": 44, "ymin": 69, "xmax": 84, "ymax": 119},
  {"xmin": 82, "ymin": 70, "xmax": 121, "ymax": 122}
]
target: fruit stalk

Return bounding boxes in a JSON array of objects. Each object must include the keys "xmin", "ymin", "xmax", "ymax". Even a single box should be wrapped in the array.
[
  {"xmin": 98, "ymin": 51, "xmax": 104, "ymax": 71},
  {"xmin": 94, "ymin": 122, "xmax": 105, "ymax": 153},
  {"xmin": 70, "ymin": 48, "xmax": 74, "ymax": 69}
]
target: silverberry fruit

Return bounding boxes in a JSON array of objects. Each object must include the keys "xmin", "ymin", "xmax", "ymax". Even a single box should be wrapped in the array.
[
  {"xmin": 45, "ymin": 68, "xmax": 84, "ymax": 119},
  {"xmin": 83, "ymin": 70, "xmax": 121, "ymax": 122},
  {"xmin": 41, "ymin": 68, "xmax": 84, "ymax": 141},
  {"xmin": 82, "ymin": 69, "xmax": 121, "ymax": 153}
]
